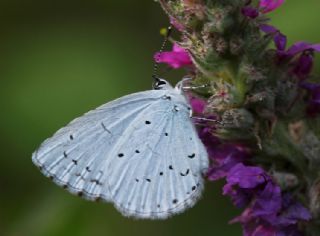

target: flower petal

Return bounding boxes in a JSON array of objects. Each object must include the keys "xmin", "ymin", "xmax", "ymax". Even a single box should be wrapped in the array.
[
  {"xmin": 260, "ymin": 24, "xmax": 287, "ymax": 51},
  {"xmin": 242, "ymin": 6, "xmax": 259, "ymax": 19},
  {"xmin": 226, "ymin": 163, "xmax": 266, "ymax": 189},
  {"xmin": 286, "ymin": 41, "xmax": 320, "ymax": 56},
  {"xmin": 259, "ymin": 0, "xmax": 285, "ymax": 13},
  {"xmin": 190, "ymin": 97, "xmax": 206, "ymax": 114},
  {"xmin": 154, "ymin": 44, "xmax": 193, "ymax": 69}
]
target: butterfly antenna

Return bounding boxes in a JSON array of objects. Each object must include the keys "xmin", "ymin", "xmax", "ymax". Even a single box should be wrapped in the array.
[{"xmin": 152, "ymin": 25, "xmax": 173, "ymax": 83}]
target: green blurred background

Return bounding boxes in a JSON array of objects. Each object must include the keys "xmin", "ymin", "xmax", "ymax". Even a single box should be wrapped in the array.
[{"xmin": 1, "ymin": 1, "xmax": 320, "ymax": 235}]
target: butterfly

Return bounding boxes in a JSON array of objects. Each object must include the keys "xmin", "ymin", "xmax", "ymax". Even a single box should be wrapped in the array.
[{"xmin": 32, "ymin": 78, "xmax": 209, "ymax": 219}]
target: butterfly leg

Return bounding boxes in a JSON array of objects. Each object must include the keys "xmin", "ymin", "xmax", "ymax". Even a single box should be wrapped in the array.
[
  {"xmin": 191, "ymin": 116, "xmax": 224, "ymax": 125},
  {"xmin": 182, "ymin": 84, "xmax": 210, "ymax": 90}
]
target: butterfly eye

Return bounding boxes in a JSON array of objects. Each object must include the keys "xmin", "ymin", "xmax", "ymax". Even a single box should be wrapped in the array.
[{"xmin": 153, "ymin": 79, "xmax": 168, "ymax": 90}]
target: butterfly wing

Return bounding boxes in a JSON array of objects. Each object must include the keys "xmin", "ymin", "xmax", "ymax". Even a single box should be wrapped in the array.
[
  {"xmin": 106, "ymin": 91, "xmax": 209, "ymax": 219},
  {"xmin": 32, "ymin": 90, "xmax": 169, "ymax": 202}
]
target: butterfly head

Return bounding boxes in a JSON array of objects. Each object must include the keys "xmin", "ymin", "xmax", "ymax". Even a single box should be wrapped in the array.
[{"xmin": 153, "ymin": 78, "xmax": 173, "ymax": 90}]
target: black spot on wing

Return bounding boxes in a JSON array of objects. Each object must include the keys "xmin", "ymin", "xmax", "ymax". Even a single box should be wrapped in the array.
[
  {"xmin": 90, "ymin": 179, "xmax": 102, "ymax": 185},
  {"xmin": 180, "ymin": 169, "xmax": 190, "ymax": 177},
  {"xmin": 188, "ymin": 153, "xmax": 196, "ymax": 159},
  {"xmin": 173, "ymin": 105, "xmax": 179, "ymax": 112}
]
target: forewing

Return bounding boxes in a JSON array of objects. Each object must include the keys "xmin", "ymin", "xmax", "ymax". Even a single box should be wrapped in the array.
[
  {"xmin": 107, "ymin": 93, "xmax": 209, "ymax": 219},
  {"xmin": 32, "ymin": 90, "xmax": 167, "ymax": 201}
]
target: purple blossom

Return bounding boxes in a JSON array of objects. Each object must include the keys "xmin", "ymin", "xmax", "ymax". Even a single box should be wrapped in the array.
[
  {"xmin": 252, "ymin": 181, "xmax": 282, "ymax": 218},
  {"xmin": 225, "ymin": 164, "xmax": 266, "ymax": 189},
  {"xmin": 259, "ymin": 0, "xmax": 285, "ymax": 13},
  {"xmin": 203, "ymin": 154, "xmax": 311, "ymax": 236},
  {"xmin": 275, "ymin": 193, "xmax": 312, "ymax": 226},
  {"xmin": 242, "ymin": 0, "xmax": 284, "ymax": 18},
  {"xmin": 207, "ymin": 145, "xmax": 250, "ymax": 181},
  {"xmin": 264, "ymin": 39, "xmax": 320, "ymax": 80},
  {"xmin": 231, "ymin": 194, "xmax": 311, "ymax": 236},
  {"xmin": 242, "ymin": 6, "xmax": 259, "ymax": 19},
  {"xmin": 275, "ymin": 41, "xmax": 319, "ymax": 63},
  {"xmin": 223, "ymin": 164, "xmax": 278, "ymax": 209},
  {"xmin": 300, "ymin": 82, "xmax": 320, "ymax": 115},
  {"xmin": 260, "ymin": 24, "xmax": 287, "ymax": 51},
  {"xmin": 286, "ymin": 42, "xmax": 320, "ymax": 56},
  {"xmin": 293, "ymin": 52, "xmax": 314, "ymax": 80},
  {"xmin": 189, "ymin": 97, "xmax": 206, "ymax": 114},
  {"xmin": 223, "ymin": 164, "xmax": 311, "ymax": 235},
  {"xmin": 154, "ymin": 43, "xmax": 193, "ymax": 69}
]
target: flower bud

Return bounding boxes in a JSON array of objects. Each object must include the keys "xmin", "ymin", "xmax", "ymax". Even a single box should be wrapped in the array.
[
  {"xmin": 230, "ymin": 37, "xmax": 244, "ymax": 55},
  {"xmin": 221, "ymin": 108, "xmax": 254, "ymax": 129},
  {"xmin": 272, "ymin": 172, "xmax": 299, "ymax": 190}
]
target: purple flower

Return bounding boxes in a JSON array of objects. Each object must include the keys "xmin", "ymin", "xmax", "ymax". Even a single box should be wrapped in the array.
[
  {"xmin": 300, "ymin": 82, "xmax": 320, "ymax": 115},
  {"xmin": 242, "ymin": 0, "xmax": 284, "ymax": 18},
  {"xmin": 207, "ymin": 145, "xmax": 250, "ymax": 181},
  {"xmin": 154, "ymin": 43, "xmax": 193, "ymax": 69},
  {"xmin": 242, "ymin": 6, "xmax": 259, "ymax": 19},
  {"xmin": 221, "ymin": 163, "xmax": 311, "ymax": 235},
  {"xmin": 259, "ymin": 0, "xmax": 285, "ymax": 13},
  {"xmin": 260, "ymin": 24, "xmax": 287, "ymax": 51},
  {"xmin": 286, "ymin": 41, "xmax": 320, "ymax": 56},
  {"xmin": 198, "ymin": 127, "xmax": 220, "ymax": 159},
  {"xmin": 271, "ymin": 41, "xmax": 320, "ymax": 80},
  {"xmin": 223, "ymin": 164, "xmax": 276, "ymax": 209},
  {"xmin": 293, "ymin": 52, "xmax": 314, "ymax": 80},
  {"xmin": 189, "ymin": 97, "xmax": 206, "ymax": 114},
  {"xmin": 225, "ymin": 164, "xmax": 266, "ymax": 189},
  {"xmin": 275, "ymin": 193, "xmax": 312, "ymax": 226},
  {"xmin": 252, "ymin": 181, "xmax": 282, "ymax": 218},
  {"xmin": 231, "ymin": 194, "xmax": 311, "ymax": 236}
]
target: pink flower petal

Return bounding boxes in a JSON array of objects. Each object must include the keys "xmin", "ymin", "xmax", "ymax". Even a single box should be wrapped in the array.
[
  {"xmin": 259, "ymin": 0, "xmax": 285, "ymax": 13},
  {"xmin": 190, "ymin": 97, "xmax": 206, "ymax": 114},
  {"xmin": 154, "ymin": 43, "xmax": 193, "ymax": 69}
]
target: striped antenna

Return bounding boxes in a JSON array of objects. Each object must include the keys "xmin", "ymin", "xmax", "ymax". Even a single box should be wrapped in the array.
[{"xmin": 152, "ymin": 25, "xmax": 173, "ymax": 83}]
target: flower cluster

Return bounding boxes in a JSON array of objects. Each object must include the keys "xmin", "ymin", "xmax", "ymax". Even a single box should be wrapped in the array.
[
  {"xmin": 199, "ymin": 127, "xmax": 311, "ymax": 235},
  {"xmin": 156, "ymin": 0, "xmax": 320, "ymax": 235}
]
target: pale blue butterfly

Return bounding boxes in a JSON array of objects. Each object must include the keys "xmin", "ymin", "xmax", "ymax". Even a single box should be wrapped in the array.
[{"xmin": 32, "ymin": 26, "xmax": 209, "ymax": 219}]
